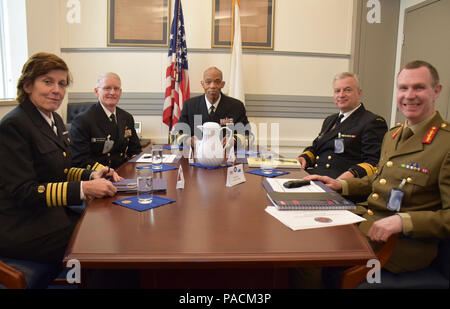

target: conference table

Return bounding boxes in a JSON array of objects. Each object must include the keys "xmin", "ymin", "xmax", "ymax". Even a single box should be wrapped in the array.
[{"xmin": 64, "ymin": 148, "xmax": 375, "ymax": 288}]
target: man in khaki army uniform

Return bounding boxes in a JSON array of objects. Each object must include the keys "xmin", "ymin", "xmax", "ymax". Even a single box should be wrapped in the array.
[{"xmin": 306, "ymin": 60, "xmax": 449, "ymax": 274}]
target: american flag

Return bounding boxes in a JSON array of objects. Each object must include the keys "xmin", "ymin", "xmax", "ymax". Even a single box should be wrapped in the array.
[{"xmin": 163, "ymin": 0, "xmax": 190, "ymax": 130}]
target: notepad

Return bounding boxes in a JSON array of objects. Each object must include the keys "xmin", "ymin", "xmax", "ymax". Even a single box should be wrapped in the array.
[{"xmin": 267, "ymin": 191, "xmax": 356, "ymax": 211}]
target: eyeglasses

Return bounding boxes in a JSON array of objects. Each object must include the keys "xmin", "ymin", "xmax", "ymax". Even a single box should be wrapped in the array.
[{"xmin": 99, "ymin": 86, "xmax": 122, "ymax": 92}]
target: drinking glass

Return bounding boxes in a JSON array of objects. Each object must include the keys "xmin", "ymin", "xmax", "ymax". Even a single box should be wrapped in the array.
[
  {"xmin": 152, "ymin": 145, "xmax": 163, "ymax": 170},
  {"xmin": 136, "ymin": 166, "xmax": 153, "ymax": 204}
]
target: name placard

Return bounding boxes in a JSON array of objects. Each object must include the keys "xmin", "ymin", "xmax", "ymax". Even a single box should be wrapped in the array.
[{"xmin": 226, "ymin": 164, "xmax": 246, "ymax": 187}]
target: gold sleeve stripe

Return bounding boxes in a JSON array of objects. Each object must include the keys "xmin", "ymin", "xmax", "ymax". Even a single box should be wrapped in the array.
[
  {"xmin": 57, "ymin": 182, "xmax": 63, "ymax": 207},
  {"xmin": 62, "ymin": 182, "xmax": 68, "ymax": 206},
  {"xmin": 46, "ymin": 183, "xmax": 53, "ymax": 207},
  {"xmin": 67, "ymin": 168, "xmax": 75, "ymax": 181},
  {"xmin": 75, "ymin": 168, "xmax": 84, "ymax": 181},
  {"xmin": 357, "ymin": 163, "xmax": 376, "ymax": 176},
  {"xmin": 301, "ymin": 151, "xmax": 315, "ymax": 164},
  {"xmin": 51, "ymin": 182, "xmax": 57, "ymax": 207},
  {"xmin": 45, "ymin": 182, "xmax": 69, "ymax": 207},
  {"xmin": 67, "ymin": 168, "xmax": 84, "ymax": 181},
  {"xmin": 92, "ymin": 162, "xmax": 105, "ymax": 171}
]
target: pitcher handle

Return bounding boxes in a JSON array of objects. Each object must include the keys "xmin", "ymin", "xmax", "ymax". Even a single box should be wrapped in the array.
[{"xmin": 220, "ymin": 126, "xmax": 234, "ymax": 149}]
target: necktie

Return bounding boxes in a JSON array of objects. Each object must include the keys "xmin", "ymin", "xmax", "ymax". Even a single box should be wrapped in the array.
[
  {"xmin": 400, "ymin": 126, "xmax": 414, "ymax": 143},
  {"xmin": 109, "ymin": 114, "xmax": 118, "ymax": 139},
  {"xmin": 209, "ymin": 105, "xmax": 216, "ymax": 119},
  {"xmin": 330, "ymin": 114, "xmax": 344, "ymax": 131},
  {"xmin": 51, "ymin": 122, "xmax": 58, "ymax": 135},
  {"xmin": 110, "ymin": 114, "xmax": 117, "ymax": 124}
]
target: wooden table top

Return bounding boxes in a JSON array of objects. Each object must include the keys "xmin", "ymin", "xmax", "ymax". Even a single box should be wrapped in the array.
[{"xmin": 65, "ymin": 151, "xmax": 375, "ymax": 269}]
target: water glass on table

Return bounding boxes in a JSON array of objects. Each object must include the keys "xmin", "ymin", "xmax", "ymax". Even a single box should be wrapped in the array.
[
  {"xmin": 136, "ymin": 166, "xmax": 153, "ymax": 204},
  {"xmin": 261, "ymin": 152, "xmax": 275, "ymax": 175},
  {"xmin": 152, "ymin": 145, "xmax": 163, "ymax": 170}
]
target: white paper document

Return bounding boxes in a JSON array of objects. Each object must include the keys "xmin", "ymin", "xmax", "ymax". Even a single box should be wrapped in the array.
[
  {"xmin": 265, "ymin": 206, "xmax": 366, "ymax": 231},
  {"xmin": 136, "ymin": 154, "xmax": 177, "ymax": 163},
  {"xmin": 265, "ymin": 178, "xmax": 326, "ymax": 193}
]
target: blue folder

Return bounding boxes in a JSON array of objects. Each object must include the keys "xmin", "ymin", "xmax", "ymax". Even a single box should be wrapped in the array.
[
  {"xmin": 113, "ymin": 195, "xmax": 176, "ymax": 212},
  {"xmin": 246, "ymin": 168, "xmax": 290, "ymax": 178}
]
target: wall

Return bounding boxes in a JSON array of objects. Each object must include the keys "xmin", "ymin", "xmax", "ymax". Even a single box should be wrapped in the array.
[
  {"xmin": 3, "ymin": 0, "xmax": 426, "ymax": 157},
  {"xmin": 55, "ymin": 0, "xmax": 354, "ymax": 156},
  {"xmin": 1, "ymin": 0, "xmax": 418, "ymax": 158},
  {"xmin": 390, "ymin": 0, "xmax": 425, "ymax": 126}
]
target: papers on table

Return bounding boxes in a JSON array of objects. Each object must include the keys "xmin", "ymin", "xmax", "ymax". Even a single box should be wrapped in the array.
[
  {"xmin": 265, "ymin": 178, "xmax": 326, "ymax": 193},
  {"xmin": 135, "ymin": 154, "xmax": 177, "ymax": 163},
  {"xmin": 265, "ymin": 206, "xmax": 366, "ymax": 231}
]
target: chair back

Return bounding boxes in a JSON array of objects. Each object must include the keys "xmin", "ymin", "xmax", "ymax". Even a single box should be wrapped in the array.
[{"xmin": 431, "ymin": 238, "xmax": 450, "ymax": 278}]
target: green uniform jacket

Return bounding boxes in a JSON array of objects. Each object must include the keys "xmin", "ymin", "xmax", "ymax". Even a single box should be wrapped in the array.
[{"xmin": 345, "ymin": 112, "xmax": 450, "ymax": 273}]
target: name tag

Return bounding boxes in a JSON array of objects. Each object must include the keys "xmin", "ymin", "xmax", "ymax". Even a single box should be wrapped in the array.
[
  {"xmin": 91, "ymin": 137, "xmax": 106, "ymax": 143},
  {"xmin": 387, "ymin": 188, "xmax": 404, "ymax": 212},
  {"xmin": 102, "ymin": 140, "xmax": 114, "ymax": 154},
  {"xmin": 334, "ymin": 138, "xmax": 344, "ymax": 153}
]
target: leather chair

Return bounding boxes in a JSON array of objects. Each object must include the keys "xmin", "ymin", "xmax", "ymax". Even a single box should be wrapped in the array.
[
  {"xmin": 340, "ymin": 235, "xmax": 450, "ymax": 289},
  {"xmin": 0, "ymin": 258, "xmax": 61, "ymax": 289},
  {"xmin": 66, "ymin": 103, "xmax": 94, "ymax": 131}
]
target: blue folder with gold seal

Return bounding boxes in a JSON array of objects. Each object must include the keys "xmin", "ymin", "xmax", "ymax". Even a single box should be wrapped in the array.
[{"xmin": 113, "ymin": 195, "xmax": 175, "ymax": 212}]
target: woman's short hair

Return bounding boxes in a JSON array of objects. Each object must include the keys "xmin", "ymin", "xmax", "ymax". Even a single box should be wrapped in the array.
[{"xmin": 16, "ymin": 52, "xmax": 72, "ymax": 103}]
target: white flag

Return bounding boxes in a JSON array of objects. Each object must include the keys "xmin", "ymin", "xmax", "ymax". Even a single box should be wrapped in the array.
[{"xmin": 228, "ymin": 0, "xmax": 245, "ymax": 104}]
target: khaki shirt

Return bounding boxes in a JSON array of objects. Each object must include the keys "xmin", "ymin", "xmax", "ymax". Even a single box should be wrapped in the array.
[{"xmin": 343, "ymin": 112, "xmax": 450, "ymax": 273}]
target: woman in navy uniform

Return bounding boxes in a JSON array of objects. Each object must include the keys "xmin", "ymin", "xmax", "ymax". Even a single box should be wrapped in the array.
[{"xmin": 0, "ymin": 53, "xmax": 118, "ymax": 264}]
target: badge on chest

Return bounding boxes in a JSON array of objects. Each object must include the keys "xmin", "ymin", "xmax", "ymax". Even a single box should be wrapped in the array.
[
  {"xmin": 334, "ymin": 133, "xmax": 344, "ymax": 153},
  {"xmin": 387, "ymin": 178, "xmax": 406, "ymax": 212}
]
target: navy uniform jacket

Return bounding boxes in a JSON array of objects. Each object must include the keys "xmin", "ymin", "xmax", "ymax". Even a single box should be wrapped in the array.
[
  {"xmin": 299, "ymin": 104, "xmax": 388, "ymax": 178},
  {"xmin": 0, "ymin": 99, "xmax": 92, "ymax": 251},
  {"xmin": 69, "ymin": 102, "xmax": 142, "ymax": 170},
  {"xmin": 176, "ymin": 93, "xmax": 249, "ymax": 145},
  {"xmin": 344, "ymin": 112, "xmax": 450, "ymax": 273}
]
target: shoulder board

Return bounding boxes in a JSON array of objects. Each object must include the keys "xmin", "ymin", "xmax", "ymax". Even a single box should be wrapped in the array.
[
  {"xmin": 389, "ymin": 123, "xmax": 403, "ymax": 131},
  {"xmin": 390, "ymin": 123, "xmax": 403, "ymax": 139}
]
